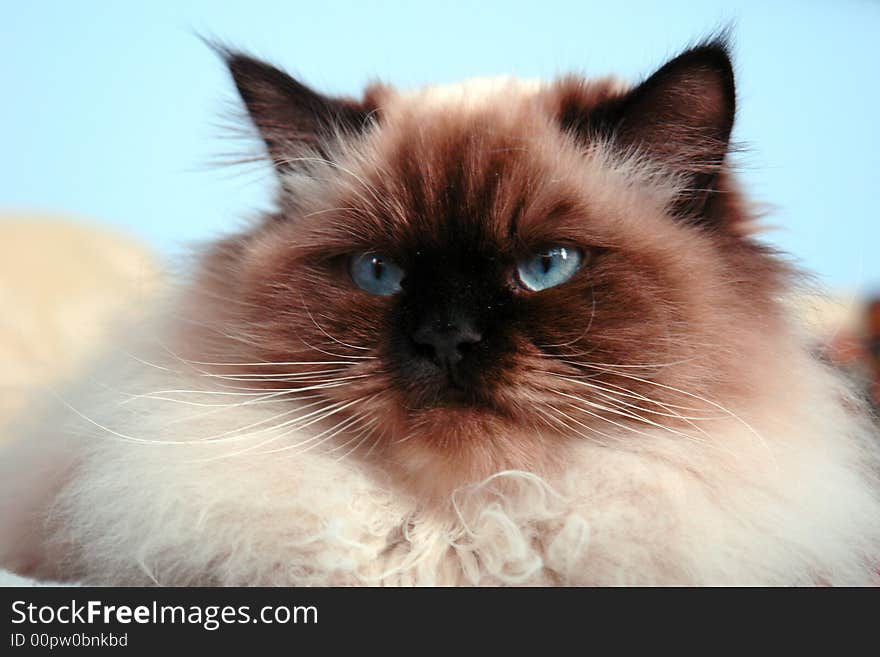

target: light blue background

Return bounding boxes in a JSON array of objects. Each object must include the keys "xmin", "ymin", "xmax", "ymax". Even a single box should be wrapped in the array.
[{"xmin": 2, "ymin": 1, "xmax": 878, "ymax": 290}]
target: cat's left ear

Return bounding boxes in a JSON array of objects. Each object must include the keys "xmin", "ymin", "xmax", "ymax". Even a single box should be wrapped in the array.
[
  {"xmin": 224, "ymin": 52, "xmax": 376, "ymax": 172},
  {"xmin": 565, "ymin": 41, "xmax": 736, "ymax": 221}
]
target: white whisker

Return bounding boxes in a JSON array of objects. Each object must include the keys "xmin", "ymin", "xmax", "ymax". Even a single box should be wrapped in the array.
[{"xmin": 299, "ymin": 291, "xmax": 373, "ymax": 352}]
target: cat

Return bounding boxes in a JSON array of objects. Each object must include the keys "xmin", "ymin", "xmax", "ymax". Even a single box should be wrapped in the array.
[{"xmin": 2, "ymin": 37, "xmax": 879, "ymax": 585}]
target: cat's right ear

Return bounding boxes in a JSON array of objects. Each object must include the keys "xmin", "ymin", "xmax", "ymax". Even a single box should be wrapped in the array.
[
  {"xmin": 558, "ymin": 40, "xmax": 736, "ymax": 222},
  {"xmin": 222, "ymin": 51, "xmax": 376, "ymax": 171}
]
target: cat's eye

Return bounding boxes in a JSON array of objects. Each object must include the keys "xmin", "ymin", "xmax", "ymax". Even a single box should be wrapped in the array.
[
  {"xmin": 349, "ymin": 252, "xmax": 405, "ymax": 296},
  {"xmin": 516, "ymin": 245, "xmax": 583, "ymax": 291}
]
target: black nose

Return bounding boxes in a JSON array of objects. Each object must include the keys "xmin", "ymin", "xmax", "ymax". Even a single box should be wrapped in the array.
[{"xmin": 411, "ymin": 318, "xmax": 483, "ymax": 367}]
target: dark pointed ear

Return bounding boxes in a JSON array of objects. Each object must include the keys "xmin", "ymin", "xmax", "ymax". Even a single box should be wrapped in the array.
[
  {"xmin": 224, "ymin": 52, "xmax": 376, "ymax": 171},
  {"xmin": 569, "ymin": 42, "xmax": 736, "ymax": 221}
]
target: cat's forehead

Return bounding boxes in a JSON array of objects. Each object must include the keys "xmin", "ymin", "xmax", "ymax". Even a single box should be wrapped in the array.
[
  {"xmin": 282, "ymin": 74, "xmax": 674, "ymax": 257},
  {"xmin": 376, "ymin": 73, "xmax": 626, "ymax": 117},
  {"xmin": 356, "ymin": 121, "xmax": 571, "ymax": 256},
  {"xmin": 389, "ymin": 76, "xmax": 545, "ymax": 111}
]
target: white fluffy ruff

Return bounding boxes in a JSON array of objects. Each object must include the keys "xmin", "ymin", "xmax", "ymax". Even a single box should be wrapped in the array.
[{"xmin": 4, "ymin": 330, "xmax": 879, "ymax": 586}]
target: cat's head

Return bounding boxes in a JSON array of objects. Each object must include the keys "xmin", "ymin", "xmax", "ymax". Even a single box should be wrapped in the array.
[{"xmin": 191, "ymin": 40, "xmax": 788, "ymax": 491}]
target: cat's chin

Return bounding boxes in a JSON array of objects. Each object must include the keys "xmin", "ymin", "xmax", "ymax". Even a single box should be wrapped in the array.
[
  {"xmin": 415, "ymin": 402, "xmax": 506, "ymax": 432},
  {"xmin": 382, "ymin": 404, "xmax": 568, "ymax": 501},
  {"xmin": 400, "ymin": 379, "xmax": 509, "ymax": 415}
]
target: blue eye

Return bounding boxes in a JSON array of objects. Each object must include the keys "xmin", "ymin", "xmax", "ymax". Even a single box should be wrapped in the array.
[
  {"xmin": 516, "ymin": 246, "xmax": 583, "ymax": 291},
  {"xmin": 349, "ymin": 252, "xmax": 404, "ymax": 296}
]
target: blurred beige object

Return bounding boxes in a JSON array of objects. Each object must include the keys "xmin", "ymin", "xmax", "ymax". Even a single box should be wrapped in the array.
[
  {"xmin": 795, "ymin": 292, "xmax": 862, "ymax": 339},
  {"xmin": 0, "ymin": 215, "xmax": 162, "ymax": 440}
]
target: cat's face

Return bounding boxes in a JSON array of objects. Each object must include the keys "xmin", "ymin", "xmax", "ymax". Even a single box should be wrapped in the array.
[{"xmin": 193, "ymin": 43, "xmax": 786, "ymax": 489}]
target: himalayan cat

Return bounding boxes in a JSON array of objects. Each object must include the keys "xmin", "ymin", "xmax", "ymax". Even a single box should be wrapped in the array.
[{"xmin": 2, "ymin": 38, "xmax": 879, "ymax": 586}]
